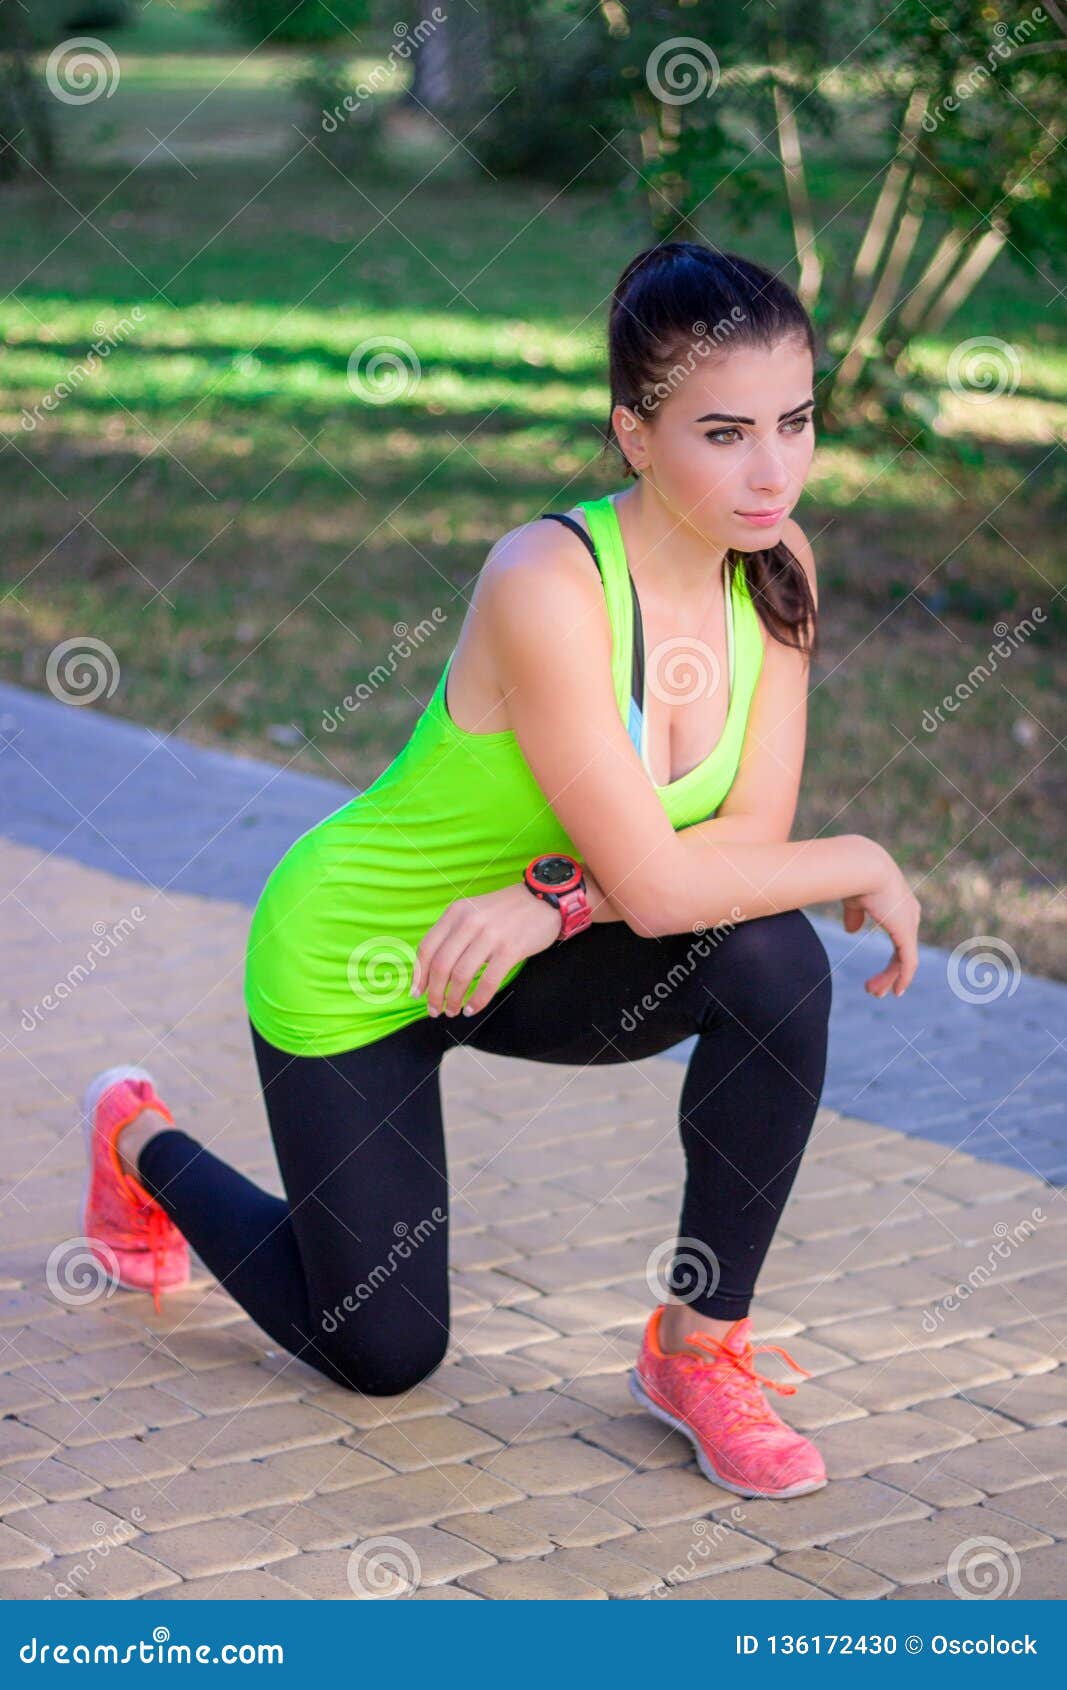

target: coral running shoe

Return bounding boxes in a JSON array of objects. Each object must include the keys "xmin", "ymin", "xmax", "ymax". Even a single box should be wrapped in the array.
[
  {"xmin": 629, "ymin": 1304, "xmax": 827, "ymax": 1499},
  {"xmin": 79, "ymin": 1066, "xmax": 189, "ymax": 1315}
]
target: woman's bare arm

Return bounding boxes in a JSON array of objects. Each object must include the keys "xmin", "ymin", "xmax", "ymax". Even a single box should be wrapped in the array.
[
  {"xmin": 481, "ymin": 527, "xmax": 888, "ymax": 934},
  {"xmin": 647, "ymin": 831, "xmax": 890, "ymax": 937},
  {"xmin": 578, "ymin": 865, "xmax": 628, "ymax": 924},
  {"xmin": 478, "ymin": 523, "xmax": 920, "ymax": 1001}
]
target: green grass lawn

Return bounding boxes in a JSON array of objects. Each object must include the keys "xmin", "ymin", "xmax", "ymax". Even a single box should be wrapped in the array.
[{"xmin": 2, "ymin": 2, "xmax": 1064, "ymax": 980}]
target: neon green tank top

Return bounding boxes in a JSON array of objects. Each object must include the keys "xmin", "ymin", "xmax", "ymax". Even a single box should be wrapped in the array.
[{"xmin": 243, "ymin": 493, "xmax": 766, "ymax": 1056}]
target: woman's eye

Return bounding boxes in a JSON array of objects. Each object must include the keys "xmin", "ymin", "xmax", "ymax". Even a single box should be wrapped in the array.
[{"xmin": 704, "ymin": 416, "xmax": 811, "ymax": 445}]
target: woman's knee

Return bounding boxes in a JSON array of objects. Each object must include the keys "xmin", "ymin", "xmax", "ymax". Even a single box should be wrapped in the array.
[
  {"xmin": 775, "ymin": 909, "xmax": 833, "ymax": 1010},
  {"xmin": 314, "ymin": 1320, "xmax": 449, "ymax": 1398},
  {"xmin": 701, "ymin": 909, "xmax": 832, "ymax": 1032}
]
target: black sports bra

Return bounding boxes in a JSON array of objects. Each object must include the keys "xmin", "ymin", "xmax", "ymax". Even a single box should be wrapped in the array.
[{"xmin": 540, "ymin": 511, "xmax": 645, "ymax": 725}]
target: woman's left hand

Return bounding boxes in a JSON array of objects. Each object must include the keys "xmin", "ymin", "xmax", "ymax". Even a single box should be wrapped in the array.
[{"xmin": 410, "ymin": 884, "xmax": 562, "ymax": 1018}]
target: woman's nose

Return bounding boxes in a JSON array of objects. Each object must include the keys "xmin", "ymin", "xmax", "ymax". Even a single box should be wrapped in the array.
[{"xmin": 747, "ymin": 445, "xmax": 790, "ymax": 496}]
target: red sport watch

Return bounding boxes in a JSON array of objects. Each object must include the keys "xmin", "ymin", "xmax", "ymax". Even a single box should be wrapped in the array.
[{"xmin": 523, "ymin": 853, "xmax": 592, "ymax": 942}]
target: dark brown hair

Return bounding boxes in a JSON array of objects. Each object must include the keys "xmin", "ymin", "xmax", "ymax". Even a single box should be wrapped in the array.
[{"xmin": 602, "ymin": 240, "xmax": 819, "ymax": 661}]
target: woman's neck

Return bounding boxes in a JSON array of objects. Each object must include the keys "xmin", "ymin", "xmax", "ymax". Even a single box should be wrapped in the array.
[{"xmin": 611, "ymin": 476, "xmax": 730, "ymax": 607}]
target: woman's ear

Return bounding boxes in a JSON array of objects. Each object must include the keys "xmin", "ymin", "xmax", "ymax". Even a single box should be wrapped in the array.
[{"xmin": 612, "ymin": 403, "xmax": 649, "ymax": 474}]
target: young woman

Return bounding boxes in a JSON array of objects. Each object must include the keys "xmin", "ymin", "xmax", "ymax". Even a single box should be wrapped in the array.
[{"xmin": 80, "ymin": 242, "xmax": 920, "ymax": 1502}]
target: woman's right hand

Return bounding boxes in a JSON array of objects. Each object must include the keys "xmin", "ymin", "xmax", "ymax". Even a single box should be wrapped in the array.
[{"xmin": 842, "ymin": 846, "xmax": 921, "ymax": 999}]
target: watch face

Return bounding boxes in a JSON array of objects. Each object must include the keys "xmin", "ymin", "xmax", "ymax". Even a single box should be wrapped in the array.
[{"xmin": 533, "ymin": 855, "xmax": 576, "ymax": 887}]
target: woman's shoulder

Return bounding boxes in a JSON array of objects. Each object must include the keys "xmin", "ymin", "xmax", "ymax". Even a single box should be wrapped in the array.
[
  {"xmin": 477, "ymin": 508, "xmax": 605, "ymax": 614},
  {"xmin": 445, "ymin": 508, "xmax": 612, "ymax": 733}
]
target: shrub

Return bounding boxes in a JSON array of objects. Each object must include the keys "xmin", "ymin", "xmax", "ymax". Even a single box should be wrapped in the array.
[
  {"xmin": 288, "ymin": 50, "xmax": 387, "ymax": 172},
  {"xmin": 217, "ymin": 0, "xmax": 372, "ymax": 46},
  {"xmin": 0, "ymin": 2, "xmax": 59, "ymax": 182},
  {"xmin": 451, "ymin": 4, "xmax": 624, "ymax": 189},
  {"xmin": 61, "ymin": 4, "xmax": 132, "ymax": 29},
  {"xmin": 469, "ymin": 37, "xmax": 622, "ymax": 187}
]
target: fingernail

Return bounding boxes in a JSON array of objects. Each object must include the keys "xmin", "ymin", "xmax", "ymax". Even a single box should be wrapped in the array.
[
  {"xmin": 428, "ymin": 1007, "xmax": 438, "ymax": 1017},
  {"xmin": 462, "ymin": 1005, "xmax": 473, "ymax": 1016}
]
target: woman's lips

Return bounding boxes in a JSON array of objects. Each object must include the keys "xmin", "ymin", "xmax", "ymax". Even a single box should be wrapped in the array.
[{"xmin": 735, "ymin": 506, "xmax": 787, "ymax": 527}]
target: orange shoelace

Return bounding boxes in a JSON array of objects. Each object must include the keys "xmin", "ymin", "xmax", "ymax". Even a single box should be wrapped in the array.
[{"xmin": 679, "ymin": 1331, "xmax": 813, "ymax": 1437}]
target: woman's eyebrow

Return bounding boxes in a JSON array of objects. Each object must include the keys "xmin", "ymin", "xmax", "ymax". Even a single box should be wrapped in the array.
[{"xmin": 695, "ymin": 398, "xmax": 816, "ymax": 425}]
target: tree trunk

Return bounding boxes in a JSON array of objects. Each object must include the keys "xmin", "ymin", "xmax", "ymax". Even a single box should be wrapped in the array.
[
  {"xmin": 0, "ymin": 4, "xmax": 55, "ymax": 183},
  {"xmin": 407, "ymin": 0, "xmax": 492, "ymax": 127}
]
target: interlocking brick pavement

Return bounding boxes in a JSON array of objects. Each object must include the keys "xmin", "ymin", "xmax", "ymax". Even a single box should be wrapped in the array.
[{"xmin": 2, "ymin": 796, "xmax": 1066, "ymax": 1598}]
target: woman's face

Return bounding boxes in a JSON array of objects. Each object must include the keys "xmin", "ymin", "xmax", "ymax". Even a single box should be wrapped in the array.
[{"xmin": 614, "ymin": 336, "xmax": 816, "ymax": 549}]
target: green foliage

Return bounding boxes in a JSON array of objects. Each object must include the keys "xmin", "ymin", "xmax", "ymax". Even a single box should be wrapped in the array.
[
  {"xmin": 0, "ymin": 1, "xmax": 58, "ymax": 181},
  {"xmin": 288, "ymin": 51, "xmax": 388, "ymax": 173},
  {"xmin": 0, "ymin": 1, "xmax": 133, "ymax": 48},
  {"xmin": 563, "ymin": 0, "xmax": 1067, "ymax": 422},
  {"xmin": 1, "ymin": 0, "xmax": 133, "ymax": 186},
  {"xmin": 607, "ymin": 1, "xmax": 848, "ymax": 234},
  {"xmin": 463, "ymin": 3, "xmax": 625, "ymax": 188},
  {"xmin": 0, "ymin": 2, "xmax": 57, "ymax": 49},
  {"xmin": 881, "ymin": 0, "xmax": 1067, "ymax": 268},
  {"xmin": 216, "ymin": 0, "xmax": 372, "ymax": 47},
  {"xmin": 60, "ymin": 3, "xmax": 132, "ymax": 29}
]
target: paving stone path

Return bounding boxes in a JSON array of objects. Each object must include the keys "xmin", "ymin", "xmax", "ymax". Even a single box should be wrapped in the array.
[{"xmin": 1, "ymin": 683, "xmax": 1064, "ymax": 1600}]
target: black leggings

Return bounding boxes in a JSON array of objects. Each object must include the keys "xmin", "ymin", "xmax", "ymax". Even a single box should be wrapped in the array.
[{"xmin": 136, "ymin": 909, "xmax": 831, "ymax": 1396}]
